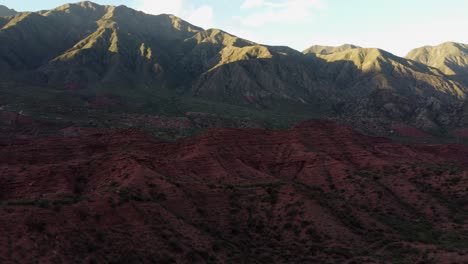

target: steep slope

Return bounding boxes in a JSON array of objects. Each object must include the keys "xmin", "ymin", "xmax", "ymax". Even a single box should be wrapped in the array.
[
  {"xmin": 41, "ymin": 6, "xmax": 307, "ymax": 93},
  {"xmin": 316, "ymin": 48, "xmax": 464, "ymax": 98},
  {"xmin": 406, "ymin": 42, "xmax": 468, "ymax": 84},
  {"xmin": 40, "ymin": 3, "xmax": 202, "ymax": 87},
  {"xmin": 184, "ymin": 29, "xmax": 325, "ymax": 105},
  {"xmin": 0, "ymin": 121, "xmax": 467, "ymax": 263},
  {"xmin": 194, "ymin": 45, "xmax": 468, "ymax": 132},
  {"xmin": 182, "ymin": 29, "xmax": 267, "ymax": 74},
  {"xmin": 312, "ymin": 48, "xmax": 468, "ymax": 132},
  {"xmin": 190, "ymin": 40, "xmax": 468, "ymax": 130},
  {"xmin": 0, "ymin": 5, "xmax": 17, "ymax": 17},
  {"xmin": 0, "ymin": 2, "xmax": 328, "ymax": 110},
  {"xmin": 1, "ymin": 1, "xmax": 468, "ymax": 135},
  {"xmin": 0, "ymin": 1, "xmax": 202, "ymax": 87},
  {"xmin": 0, "ymin": 2, "xmax": 108, "ymax": 75},
  {"xmin": 303, "ymin": 44, "xmax": 360, "ymax": 55},
  {"xmin": 191, "ymin": 54, "xmax": 329, "ymax": 108},
  {"xmin": 0, "ymin": 12, "xmax": 73, "ymax": 72}
]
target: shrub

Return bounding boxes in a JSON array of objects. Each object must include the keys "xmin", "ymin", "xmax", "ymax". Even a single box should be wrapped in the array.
[{"xmin": 26, "ymin": 218, "xmax": 46, "ymax": 233}]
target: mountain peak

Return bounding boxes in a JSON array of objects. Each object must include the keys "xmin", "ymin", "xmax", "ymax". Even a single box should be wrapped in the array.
[
  {"xmin": 317, "ymin": 47, "xmax": 396, "ymax": 64},
  {"xmin": 439, "ymin": 41, "xmax": 467, "ymax": 48},
  {"xmin": 406, "ymin": 42, "xmax": 468, "ymax": 58},
  {"xmin": 313, "ymin": 47, "xmax": 405, "ymax": 75},
  {"xmin": 0, "ymin": 1, "xmax": 467, "ymax": 138},
  {"xmin": 76, "ymin": 1, "xmax": 101, "ymax": 8},
  {"xmin": 312, "ymin": 46, "xmax": 466, "ymax": 100},
  {"xmin": 47, "ymin": 1, "xmax": 107, "ymax": 16},
  {"xmin": 0, "ymin": 5, "xmax": 18, "ymax": 17},
  {"xmin": 303, "ymin": 44, "xmax": 360, "ymax": 55},
  {"xmin": 406, "ymin": 41, "xmax": 468, "ymax": 77}
]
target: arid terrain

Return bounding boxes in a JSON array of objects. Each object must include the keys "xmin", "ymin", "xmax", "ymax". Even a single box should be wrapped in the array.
[
  {"xmin": 1, "ymin": 1, "xmax": 468, "ymax": 263},
  {"xmin": 0, "ymin": 120, "xmax": 467, "ymax": 263}
]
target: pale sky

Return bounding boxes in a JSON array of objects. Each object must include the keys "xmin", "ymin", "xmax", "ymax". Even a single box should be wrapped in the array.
[{"xmin": 1, "ymin": 0, "xmax": 467, "ymax": 56}]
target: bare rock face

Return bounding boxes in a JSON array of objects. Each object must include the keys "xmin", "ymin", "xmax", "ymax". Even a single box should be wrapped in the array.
[{"xmin": 0, "ymin": 121, "xmax": 467, "ymax": 263}]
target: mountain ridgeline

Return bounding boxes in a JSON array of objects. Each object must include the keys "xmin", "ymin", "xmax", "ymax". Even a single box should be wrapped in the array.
[
  {"xmin": 2, "ymin": 1, "xmax": 468, "ymax": 135},
  {"xmin": 303, "ymin": 44, "xmax": 361, "ymax": 55},
  {"xmin": 0, "ymin": 5, "xmax": 17, "ymax": 17},
  {"xmin": 406, "ymin": 42, "xmax": 468, "ymax": 84},
  {"xmin": 1, "ymin": 3, "xmax": 468, "ymax": 263}
]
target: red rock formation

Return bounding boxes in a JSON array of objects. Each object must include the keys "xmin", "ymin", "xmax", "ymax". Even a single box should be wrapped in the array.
[
  {"xmin": 391, "ymin": 123, "xmax": 433, "ymax": 139},
  {"xmin": 0, "ymin": 121, "xmax": 466, "ymax": 263}
]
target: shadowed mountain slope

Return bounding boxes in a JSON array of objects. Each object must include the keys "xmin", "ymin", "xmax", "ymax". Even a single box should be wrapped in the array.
[
  {"xmin": 308, "ymin": 48, "xmax": 468, "ymax": 132},
  {"xmin": 1, "ymin": 2, "xmax": 468, "ymax": 135},
  {"xmin": 315, "ymin": 48, "xmax": 465, "ymax": 99}
]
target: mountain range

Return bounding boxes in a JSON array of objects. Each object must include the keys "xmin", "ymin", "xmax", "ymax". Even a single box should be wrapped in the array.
[
  {"xmin": 0, "ymin": 5, "xmax": 17, "ymax": 17},
  {"xmin": 407, "ymin": 42, "xmax": 468, "ymax": 84},
  {"xmin": 303, "ymin": 44, "xmax": 361, "ymax": 55},
  {"xmin": 1, "ymin": 1, "xmax": 468, "ymax": 137},
  {"xmin": 1, "ymin": 2, "xmax": 468, "ymax": 263}
]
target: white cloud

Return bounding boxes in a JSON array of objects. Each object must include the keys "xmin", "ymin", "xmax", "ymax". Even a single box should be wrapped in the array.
[
  {"xmin": 136, "ymin": 0, "xmax": 215, "ymax": 29},
  {"xmin": 224, "ymin": 24, "xmax": 312, "ymax": 51},
  {"xmin": 237, "ymin": 0, "xmax": 327, "ymax": 27},
  {"xmin": 222, "ymin": 26, "xmax": 261, "ymax": 43},
  {"xmin": 241, "ymin": 0, "xmax": 265, "ymax": 9},
  {"xmin": 187, "ymin": 5, "xmax": 215, "ymax": 29},
  {"xmin": 241, "ymin": 0, "xmax": 327, "ymax": 10},
  {"xmin": 138, "ymin": 0, "xmax": 184, "ymax": 16}
]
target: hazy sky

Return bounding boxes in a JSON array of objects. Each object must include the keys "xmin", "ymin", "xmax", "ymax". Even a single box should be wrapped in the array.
[{"xmin": 2, "ymin": 0, "xmax": 467, "ymax": 56}]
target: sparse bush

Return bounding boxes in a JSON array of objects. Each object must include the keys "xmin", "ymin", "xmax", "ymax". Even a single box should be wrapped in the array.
[
  {"xmin": 26, "ymin": 218, "xmax": 46, "ymax": 233},
  {"xmin": 266, "ymin": 187, "xmax": 279, "ymax": 204}
]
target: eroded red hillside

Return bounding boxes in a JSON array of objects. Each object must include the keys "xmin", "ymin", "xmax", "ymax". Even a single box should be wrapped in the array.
[{"xmin": 0, "ymin": 120, "xmax": 467, "ymax": 263}]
